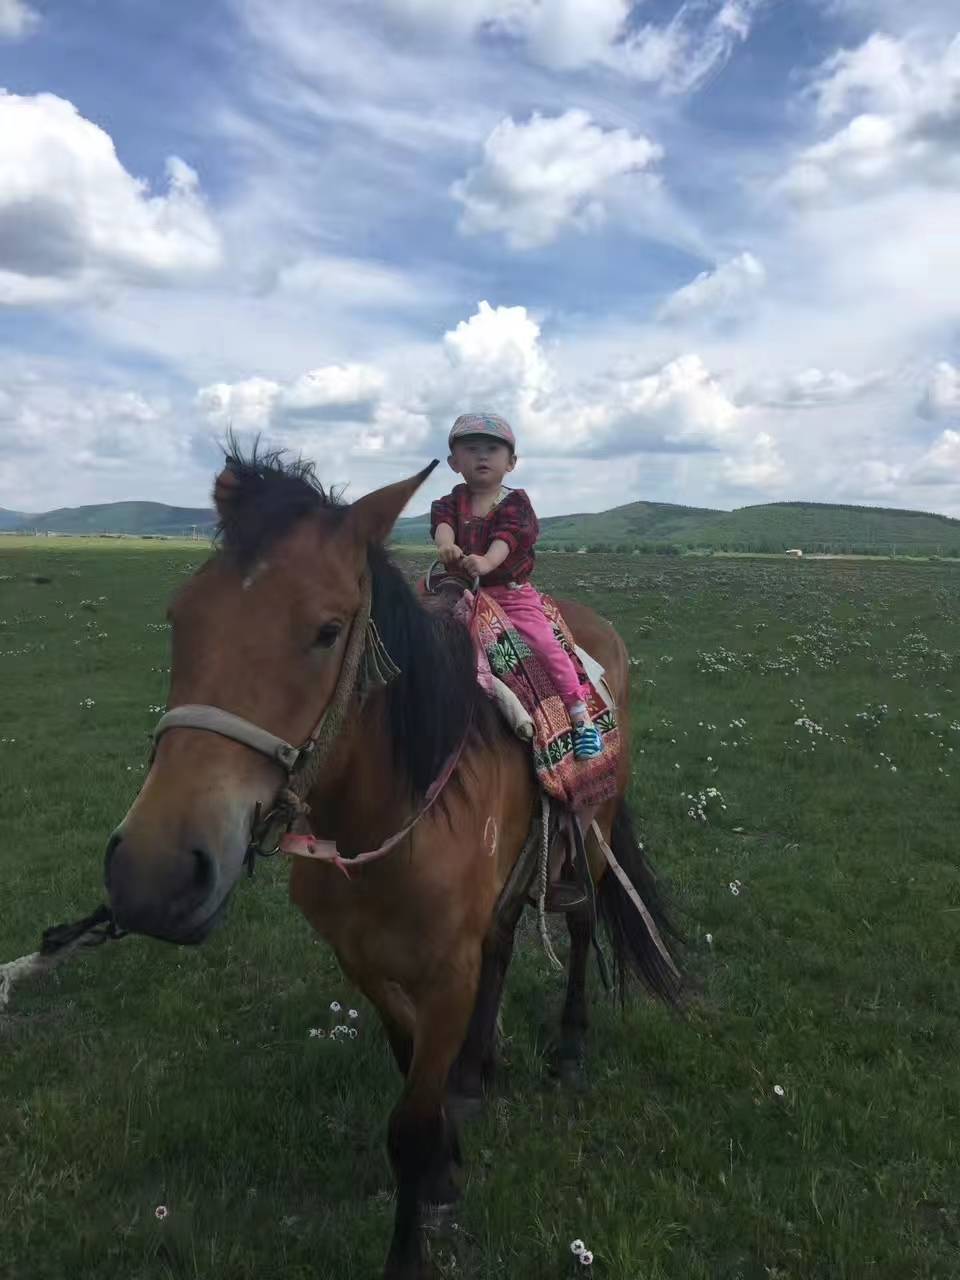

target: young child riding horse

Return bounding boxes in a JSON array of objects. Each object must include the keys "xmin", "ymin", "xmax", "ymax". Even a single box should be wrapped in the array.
[{"xmin": 431, "ymin": 412, "xmax": 604, "ymax": 761}]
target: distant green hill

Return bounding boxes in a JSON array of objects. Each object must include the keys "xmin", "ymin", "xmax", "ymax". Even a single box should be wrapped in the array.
[
  {"xmin": 4, "ymin": 496, "xmax": 959, "ymax": 555},
  {"xmin": 396, "ymin": 498, "xmax": 960, "ymax": 556},
  {"xmin": 0, "ymin": 508, "xmax": 31, "ymax": 531},
  {"xmin": 11, "ymin": 502, "xmax": 215, "ymax": 537}
]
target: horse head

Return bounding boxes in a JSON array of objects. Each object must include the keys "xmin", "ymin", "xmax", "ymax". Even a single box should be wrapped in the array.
[{"xmin": 103, "ymin": 450, "xmax": 436, "ymax": 944}]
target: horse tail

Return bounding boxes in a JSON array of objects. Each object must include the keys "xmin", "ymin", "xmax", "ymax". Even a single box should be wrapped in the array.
[{"xmin": 596, "ymin": 799, "xmax": 683, "ymax": 1006}]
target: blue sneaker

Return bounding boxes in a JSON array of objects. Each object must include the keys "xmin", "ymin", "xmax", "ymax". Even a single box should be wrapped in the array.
[{"xmin": 572, "ymin": 723, "xmax": 604, "ymax": 760}]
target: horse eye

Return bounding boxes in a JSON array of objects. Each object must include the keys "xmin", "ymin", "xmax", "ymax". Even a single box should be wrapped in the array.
[{"xmin": 313, "ymin": 622, "xmax": 342, "ymax": 650}]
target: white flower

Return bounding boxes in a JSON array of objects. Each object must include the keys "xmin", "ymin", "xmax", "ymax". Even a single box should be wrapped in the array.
[
  {"xmin": 309, "ymin": 1027, "xmax": 325, "ymax": 1038},
  {"xmin": 570, "ymin": 1240, "xmax": 586, "ymax": 1256},
  {"xmin": 773, "ymin": 1084, "xmax": 785, "ymax": 1097},
  {"xmin": 580, "ymin": 1250, "xmax": 594, "ymax": 1267},
  {"xmin": 330, "ymin": 1000, "xmax": 341, "ymax": 1013},
  {"xmin": 155, "ymin": 1205, "xmax": 168, "ymax": 1220},
  {"xmin": 705, "ymin": 933, "xmax": 713, "ymax": 945},
  {"xmin": 348, "ymin": 1008, "xmax": 359, "ymax": 1020}
]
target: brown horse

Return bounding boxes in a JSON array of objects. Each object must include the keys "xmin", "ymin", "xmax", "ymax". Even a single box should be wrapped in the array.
[{"xmin": 104, "ymin": 446, "xmax": 680, "ymax": 1280}]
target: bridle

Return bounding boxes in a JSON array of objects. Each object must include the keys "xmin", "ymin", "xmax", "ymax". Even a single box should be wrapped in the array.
[{"xmin": 150, "ymin": 568, "xmax": 470, "ymax": 878}]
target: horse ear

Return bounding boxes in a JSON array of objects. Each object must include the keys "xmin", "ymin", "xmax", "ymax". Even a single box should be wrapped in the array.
[
  {"xmin": 342, "ymin": 460, "xmax": 439, "ymax": 548},
  {"xmin": 213, "ymin": 458, "xmax": 242, "ymax": 520}
]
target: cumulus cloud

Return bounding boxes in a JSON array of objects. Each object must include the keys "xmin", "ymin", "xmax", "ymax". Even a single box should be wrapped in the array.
[
  {"xmin": 0, "ymin": 0, "xmax": 39, "ymax": 40},
  {"xmin": 197, "ymin": 363, "xmax": 386, "ymax": 429},
  {"xmin": 0, "ymin": 91, "xmax": 222, "ymax": 306},
  {"xmin": 659, "ymin": 251, "xmax": 766, "ymax": 320},
  {"xmin": 427, "ymin": 301, "xmax": 746, "ymax": 461},
  {"xmin": 452, "ymin": 110, "xmax": 662, "ymax": 250},
  {"xmin": 781, "ymin": 32, "xmax": 960, "ymax": 199},
  {"xmin": 918, "ymin": 360, "xmax": 960, "ymax": 419},
  {"xmin": 911, "ymin": 429, "xmax": 960, "ymax": 484}
]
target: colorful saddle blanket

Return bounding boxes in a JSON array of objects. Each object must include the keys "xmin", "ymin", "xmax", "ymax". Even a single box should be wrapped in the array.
[{"xmin": 470, "ymin": 589, "xmax": 620, "ymax": 811}]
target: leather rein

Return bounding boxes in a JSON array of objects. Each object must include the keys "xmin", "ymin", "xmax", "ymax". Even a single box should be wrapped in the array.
[{"xmin": 151, "ymin": 570, "xmax": 469, "ymax": 879}]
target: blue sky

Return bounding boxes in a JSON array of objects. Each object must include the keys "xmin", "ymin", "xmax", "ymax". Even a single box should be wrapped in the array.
[{"xmin": 0, "ymin": 0, "xmax": 958, "ymax": 517}]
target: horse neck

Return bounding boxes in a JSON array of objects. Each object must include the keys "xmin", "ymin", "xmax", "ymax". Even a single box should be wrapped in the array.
[{"xmin": 303, "ymin": 692, "xmax": 412, "ymax": 858}]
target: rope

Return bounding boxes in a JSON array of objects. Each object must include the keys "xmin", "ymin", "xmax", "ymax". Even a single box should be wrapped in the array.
[
  {"xmin": 536, "ymin": 793, "xmax": 563, "ymax": 972},
  {"xmin": 1, "ymin": 905, "xmax": 123, "ymax": 1012}
]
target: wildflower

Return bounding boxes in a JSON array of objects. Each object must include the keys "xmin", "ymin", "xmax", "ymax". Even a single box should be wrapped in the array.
[
  {"xmin": 705, "ymin": 933, "xmax": 713, "ymax": 945},
  {"xmin": 773, "ymin": 1084, "xmax": 785, "ymax": 1098},
  {"xmin": 330, "ymin": 1000, "xmax": 341, "ymax": 1013},
  {"xmin": 348, "ymin": 1008, "xmax": 359, "ymax": 1020},
  {"xmin": 729, "ymin": 881, "xmax": 741, "ymax": 896},
  {"xmin": 580, "ymin": 1251, "xmax": 594, "ymax": 1267},
  {"xmin": 570, "ymin": 1240, "xmax": 586, "ymax": 1255},
  {"xmin": 155, "ymin": 1205, "xmax": 168, "ymax": 1220},
  {"xmin": 309, "ymin": 1028, "xmax": 325, "ymax": 1038}
]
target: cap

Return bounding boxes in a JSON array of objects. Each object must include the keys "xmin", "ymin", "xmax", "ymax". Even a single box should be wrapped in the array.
[{"xmin": 448, "ymin": 412, "xmax": 516, "ymax": 452}]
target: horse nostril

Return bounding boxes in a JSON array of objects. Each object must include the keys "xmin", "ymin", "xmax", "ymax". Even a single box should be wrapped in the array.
[{"xmin": 191, "ymin": 847, "xmax": 216, "ymax": 893}]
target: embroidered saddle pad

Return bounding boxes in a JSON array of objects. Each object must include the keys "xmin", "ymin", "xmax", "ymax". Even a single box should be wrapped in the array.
[{"xmin": 470, "ymin": 589, "xmax": 620, "ymax": 811}]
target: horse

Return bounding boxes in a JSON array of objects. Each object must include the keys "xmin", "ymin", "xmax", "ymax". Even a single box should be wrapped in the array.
[{"xmin": 103, "ymin": 445, "xmax": 680, "ymax": 1280}]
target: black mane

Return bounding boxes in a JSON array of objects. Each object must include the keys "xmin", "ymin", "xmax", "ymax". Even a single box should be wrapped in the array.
[{"xmin": 215, "ymin": 440, "xmax": 495, "ymax": 800}]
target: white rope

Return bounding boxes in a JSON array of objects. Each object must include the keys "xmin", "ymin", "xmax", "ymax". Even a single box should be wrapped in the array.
[
  {"xmin": 536, "ymin": 793, "xmax": 563, "ymax": 972},
  {"xmin": 0, "ymin": 924, "xmax": 106, "ymax": 1012}
]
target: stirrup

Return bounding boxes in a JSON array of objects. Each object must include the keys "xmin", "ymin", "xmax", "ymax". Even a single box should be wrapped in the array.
[{"xmin": 527, "ymin": 878, "xmax": 588, "ymax": 914}]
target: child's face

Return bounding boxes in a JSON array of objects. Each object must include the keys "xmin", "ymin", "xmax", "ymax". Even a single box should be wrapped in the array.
[{"xmin": 448, "ymin": 436, "xmax": 516, "ymax": 487}]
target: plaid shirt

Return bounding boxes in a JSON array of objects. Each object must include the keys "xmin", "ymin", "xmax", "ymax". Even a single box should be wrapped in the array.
[{"xmin": 430, "ymin": 484, "xmax": 539, "ymax": 586}]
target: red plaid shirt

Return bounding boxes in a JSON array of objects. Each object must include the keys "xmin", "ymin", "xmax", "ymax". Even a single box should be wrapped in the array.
[{"xmin": 430, "ymin": 485, "xmax": 539, "ymax": 586}]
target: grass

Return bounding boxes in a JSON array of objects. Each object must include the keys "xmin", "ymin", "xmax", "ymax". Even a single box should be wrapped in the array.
[{"xmin": 1, "ymin": 543, "xmax": 959, "ymax": 1279}]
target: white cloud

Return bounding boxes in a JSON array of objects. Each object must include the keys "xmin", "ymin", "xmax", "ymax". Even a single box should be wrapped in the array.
[
  {"xmin": 0, "ymin": 91, "xmax": 222, "ymax": 306},
  {"xmin": 782, "ymin": 32, "xmax": 960, "ymax": 199},
  {"xmin": 623, "ymin": 0, "xmax": 768, "ymax": 94},
  {"xmin": 197, "ymin": 363, "xmax": 386, "ymax": 429},
  {"xmin": 911, "ymin": 429, "xmax": 960, "ymax": 485},
  {"xmin": 918, "ymin": 361, "xmax": 960, "ymax": 419},
  {"xmin": 452, "ymin": 110, "xmax": 662, "ymax": 250},
  {"xmin": 379, "ymin": 0, "xmax": 764, "ymax": 90},
  {"xmin": 744, "ymin": 367, "xmax": 885, "ymax": 408},
  {"xmin": 721, "ymin": 431, "xmax": 786, "ymax": 490},
  {"xmin": 428, "ymin": 302, "xmax": 745, "ymax": 461},
  {"xmin": 659, "ymin": 251, "xmax": 766, "ymax": 320},
  {"xmin": 0, "ymin": 366, "xmax": 193, "ymax": 510},
  {"xmin": 0, "ymin": 0, "xmax": 39, "ymax": 40}
]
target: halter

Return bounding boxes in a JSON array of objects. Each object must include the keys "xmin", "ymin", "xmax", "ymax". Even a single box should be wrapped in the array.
[{"xmin": 150, "ymin": 571, "xmax": 464, "ymax": 877}]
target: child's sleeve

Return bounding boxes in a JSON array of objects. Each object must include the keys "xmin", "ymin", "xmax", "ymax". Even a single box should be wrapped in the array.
[
  {"xmin": 489, "ymin": 491, "xmax": 539, "ymax": 555},
  {"xmin": 430, "ymin": 493, "xmax": 457, "ymax": 539}
]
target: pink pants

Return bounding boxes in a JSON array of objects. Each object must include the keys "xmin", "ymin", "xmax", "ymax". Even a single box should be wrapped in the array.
[{"xmin": 485, "ymin": 583, "xmax": 584, "ymax": 707}]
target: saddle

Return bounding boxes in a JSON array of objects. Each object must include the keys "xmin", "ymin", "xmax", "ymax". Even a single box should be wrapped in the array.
[{"xmin": 420, "ymin": 569, "xmax": 619, "ymax": 913}]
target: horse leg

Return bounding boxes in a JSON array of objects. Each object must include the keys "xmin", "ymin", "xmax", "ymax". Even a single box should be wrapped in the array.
[
  {"xmin": 557, "ymin": 905, "xmax": 591, "ymax": 1086},
  {"xmin": 448, "ymin": 901, "xmax": 523, "ymax": 1108},
  {"xmin": 384, "ymin": 958, "xmax": 479, "ymax": 1280}
]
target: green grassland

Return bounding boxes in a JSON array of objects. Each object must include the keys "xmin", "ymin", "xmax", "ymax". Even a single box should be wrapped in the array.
[{"xmin": 1, "ymin": 542, "xmax": 959, "ymax": 1279}]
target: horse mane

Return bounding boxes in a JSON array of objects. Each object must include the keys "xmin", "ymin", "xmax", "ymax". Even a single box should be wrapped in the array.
[{"xmin": 214, "ymin": 438, "xmax": 496, "ymax": 801}]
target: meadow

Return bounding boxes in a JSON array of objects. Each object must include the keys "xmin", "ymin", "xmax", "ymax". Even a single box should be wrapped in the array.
[{"xmin": 1, "ymin": 541, "xmax": 959, "ymax": 1280}]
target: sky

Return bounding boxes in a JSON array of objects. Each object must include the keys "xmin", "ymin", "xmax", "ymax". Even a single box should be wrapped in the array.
[{"xmin": 0, "ymin": 0, "xmax": 958, "ymax": 519}]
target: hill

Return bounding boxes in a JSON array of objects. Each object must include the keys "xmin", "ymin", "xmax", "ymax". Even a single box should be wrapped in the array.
[
  {"xmin": 3, "ymin": 496, "xmax": 959, "ymax": 555},
  {"xmin": 395, "ymin": 498, "xmax": 960, "ymax": 556},
  {"xmin": 0, "ymin": 508, "xmax": 33, "ymax": 531},
  {"xmin": 10, "ymin": 502, "xmax": 216, "ymax": 537}
]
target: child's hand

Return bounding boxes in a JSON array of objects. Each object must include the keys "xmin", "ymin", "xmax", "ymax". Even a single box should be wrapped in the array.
[
  {"xmin": 438, "ymin": 543, "xmax": 464, "ymax": 569},
  {"xmin": 461, "ymin": 553, "xmax": 489, "ymax": 578}
]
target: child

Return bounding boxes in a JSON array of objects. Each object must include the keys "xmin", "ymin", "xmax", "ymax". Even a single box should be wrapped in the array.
[{"xmin": 431, "ymin": 412, "xmax": 604, "ymax": 761}]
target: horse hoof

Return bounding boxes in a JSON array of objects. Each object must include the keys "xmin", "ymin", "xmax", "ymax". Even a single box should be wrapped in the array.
[
  {"xmin": 422, "ymin": 1200, "xmax": 458, "ymax": 1230},
  {"xmin": 556, "ymin": 1055, "xmax": 587, "ymax": 1090}
]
